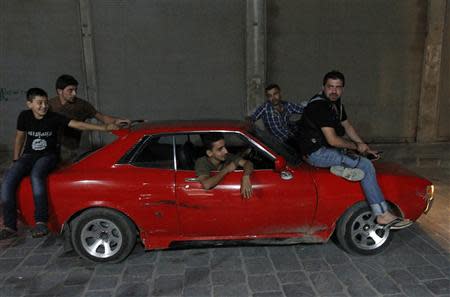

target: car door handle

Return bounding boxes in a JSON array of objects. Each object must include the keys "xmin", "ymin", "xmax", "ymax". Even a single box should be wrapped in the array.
[{"xmin": 185, "ymin": 177, "xmax": 199, "ymax": 182}]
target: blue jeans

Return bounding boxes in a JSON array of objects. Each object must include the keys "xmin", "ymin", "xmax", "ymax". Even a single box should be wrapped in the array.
[
  {"xmin": 1, "ymin": 153, "xmax": 57, "ymax": 230},
  {"xmin": 306, "ymin": 147, "xmax": 388, "ymax": 216}
]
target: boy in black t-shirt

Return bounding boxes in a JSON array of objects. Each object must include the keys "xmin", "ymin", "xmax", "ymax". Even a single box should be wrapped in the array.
[{"xmin": 0, "ymin": 88, "xmax": 119, "ymax": 240}]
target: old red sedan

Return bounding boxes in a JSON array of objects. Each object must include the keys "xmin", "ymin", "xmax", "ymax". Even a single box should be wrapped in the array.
[{"xmin": 15, "ymin": 120, "xmax": 434, "ymax": 262}]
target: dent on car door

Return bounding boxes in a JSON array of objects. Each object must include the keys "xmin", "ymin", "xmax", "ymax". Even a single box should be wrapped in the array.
[
  {"xmin": 174, "ymin": 132, "xmax": 316, "ymax": 238},
  {"xmin": 117, "ymin": 135, "xmax": 178, "ymax": 236}
]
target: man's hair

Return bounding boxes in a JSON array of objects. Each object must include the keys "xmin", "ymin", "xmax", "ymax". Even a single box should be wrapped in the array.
[
  {"xmin": 265, "ymin": 83, "xmax": 281, "ymax": 93},
  {"xmin": 202, "ymin": 132, "xmax": 225, "ymax": 151},
  {"xmin": 323, "ymin": 70, "xmax": 345, "ymax": 87},
  {"xmin": 56, "ymin": 74, "xmax": 78, "ymax": 90},
  {"xmin": 26, "ymin": 88, "xmax": 48, "ymax": 102}
]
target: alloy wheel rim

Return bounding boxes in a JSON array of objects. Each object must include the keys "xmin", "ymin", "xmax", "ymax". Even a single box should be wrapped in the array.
[
  {"xmin": 80, "ymin": 218, "xmax": 123, "ymax": 258},
  {"xmin": 350, "ymin": 211, "xmax": 390, "ymax": 250}
]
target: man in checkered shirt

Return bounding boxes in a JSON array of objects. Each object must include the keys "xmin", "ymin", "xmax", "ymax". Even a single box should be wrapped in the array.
[{"xmin": 248, "ymin": 84, "xmax": 307, "ymax": 143}]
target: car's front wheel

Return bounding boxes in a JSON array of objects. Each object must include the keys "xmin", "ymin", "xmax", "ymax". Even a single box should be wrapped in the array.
[
  {"xmin": 71, "ymin": 208, "xmax": 137, "ymax": 263},
  {"xmin": 336, "ymin": 202, "xmax": 393, "ymax": 255}
]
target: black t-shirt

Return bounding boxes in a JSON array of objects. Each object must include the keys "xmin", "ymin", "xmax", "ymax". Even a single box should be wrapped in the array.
[
  {"xmin": 17, "ymin": 110, "xmax": 71, "ymax": 155},
  {"xmin": 296, "ymin": 95, "xmax": 348, "ymax": 155}
]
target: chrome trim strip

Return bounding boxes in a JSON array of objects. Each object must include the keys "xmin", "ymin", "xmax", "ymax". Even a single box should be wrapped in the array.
[{"xmin": 172, "ymin": 135, "xmax": 177, "ymax": 171}]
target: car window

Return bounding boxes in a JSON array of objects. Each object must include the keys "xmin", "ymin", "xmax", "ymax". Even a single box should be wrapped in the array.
[
  {"xmin": 223, "ymin": 133, "xmax": 274, "ymax": 170},
  {"xmin": 174, "ymin": 132, "xmax": 274, "ymax": 171},
  {"xmin": 130, "ymin": 135, "xmax": 174, "ymax": 169},
  {"xmin": 247, "ymin": 126, "xmax": 302, "ymax": 165},
  {"xmin": 174, "ymin": 134, "xmax": 205, "ymax": 170}
]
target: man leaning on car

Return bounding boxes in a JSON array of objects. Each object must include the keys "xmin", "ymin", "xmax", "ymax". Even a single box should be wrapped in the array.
[{"xmin": 195, "ymin": 132, "xmax": 254, "ymax": 199}]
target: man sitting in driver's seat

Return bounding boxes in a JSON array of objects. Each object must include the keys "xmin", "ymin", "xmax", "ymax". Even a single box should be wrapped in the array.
[{"xmin": 195, "ymin": 133, "xmax": 254, "ymax": 199}]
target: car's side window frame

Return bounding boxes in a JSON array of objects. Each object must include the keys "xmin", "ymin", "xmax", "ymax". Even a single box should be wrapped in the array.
[
  {"xmin": 116, "ymin": 130, "xmax": 278, "ymax": 170},
  {"xmin": 117, "ymin": 134, "xmax": 176, "ymax": 169},
  {"xmin": 173, "ymin": 131, "xmax": 276, "ymax": 171}
]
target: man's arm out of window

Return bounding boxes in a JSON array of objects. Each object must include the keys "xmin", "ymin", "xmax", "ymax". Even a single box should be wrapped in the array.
[
  {"xmin": 237, "ymin": 158, "xmax": 253, "ymax": 199},
  {"xmin": 197, "ymin": 162, "xmax": 237, "ymax": 190}
]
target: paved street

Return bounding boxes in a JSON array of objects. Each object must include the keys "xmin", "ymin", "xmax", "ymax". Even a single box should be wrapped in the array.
[{"xmin": 0, "ymin": 167, "xmax": 449, "ymax": 297}]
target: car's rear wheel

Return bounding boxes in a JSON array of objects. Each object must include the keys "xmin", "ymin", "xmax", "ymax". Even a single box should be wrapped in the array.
[
  {"xmin": 71, "ymin": 208, "xmax": 136, "ymax": 263},
  {"xmin": 336, "ymin": 202, "xmax": 393, "ymax": 255}
]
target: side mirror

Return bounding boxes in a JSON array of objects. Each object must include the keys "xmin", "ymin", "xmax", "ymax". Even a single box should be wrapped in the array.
[{"xmin": 274, "ymin": 156, "xmax": 287, "ymax": 172}]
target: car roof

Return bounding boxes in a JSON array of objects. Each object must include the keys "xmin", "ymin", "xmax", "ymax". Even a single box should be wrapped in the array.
[{"xmin": 114, "ymin": 120, "xmax": 250, "ymax": 136}]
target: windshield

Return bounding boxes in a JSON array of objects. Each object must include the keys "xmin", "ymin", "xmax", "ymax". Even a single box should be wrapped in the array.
[{"xmin": 247, "ymin": 126, "xmax": 302, "ymax": 166}]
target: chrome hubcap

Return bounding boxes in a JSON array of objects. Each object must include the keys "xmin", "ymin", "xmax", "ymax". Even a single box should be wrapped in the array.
[
  {"xmin": 350, "ymin": 211, "xmax": 389, "ymax": 250},
  {"xmin": 80, "ymin": 219, "xmax": 122, "ymax": 258}
]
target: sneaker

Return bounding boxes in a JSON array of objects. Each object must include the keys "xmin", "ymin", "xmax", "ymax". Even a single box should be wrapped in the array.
[
  {"xmin": 0, "ymin": 227, "xmax": 18, "ymax": 240},
  {"xmin": 330, "ymin": 166, "xmax": 365, "ymax": 181}
]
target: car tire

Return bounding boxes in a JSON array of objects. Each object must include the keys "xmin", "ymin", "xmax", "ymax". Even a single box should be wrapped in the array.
[
  {"xmin": 71, "ymin": 208, "xmax": 137, "ymax": 263},
  {"xmin": 336, "ymin": 201, "xmax": 393, "ymax": 255}
]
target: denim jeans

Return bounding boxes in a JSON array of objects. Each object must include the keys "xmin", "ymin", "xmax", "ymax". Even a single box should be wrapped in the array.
[
  {"xmin": 1, "ymin": 153, "xmax": 57, "ymax": 230},
  {"xmin": 306, "ymin": 147, "xmax": 388, "ymax": 216}
]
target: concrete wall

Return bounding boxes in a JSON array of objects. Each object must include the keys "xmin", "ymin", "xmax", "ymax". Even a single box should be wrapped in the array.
[
  {"xmin": 267, "ymin": 0, "xmax": 427, "ymax": 143},
  {"xmin": 0, "ymin": 0, "xmax": 448, "ymax": 153},
  {"xmin": 0, "ymin": 0, "xmax": 246, "ymax": 151},
  {"xmin": 438, "ymin": 4, "xmax": 450, "ymax": 140},
  {"xmin": 0, "ymin": 0, "xmax": 86, "ymax": 151},
  {"xmin": 90, "ymin": 0, "xmax": 246, "ymax": 121}
]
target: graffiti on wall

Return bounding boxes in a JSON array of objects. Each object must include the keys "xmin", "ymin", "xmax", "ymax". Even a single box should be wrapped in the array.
[{"xmin": 0, "ymin": 88, "xmax": 26, "ymax": 102}]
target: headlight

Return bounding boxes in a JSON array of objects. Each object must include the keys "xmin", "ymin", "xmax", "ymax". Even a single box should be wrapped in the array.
[{"xmin": 424, "ymin": 185, "xmax": 434, "ymax": 214}]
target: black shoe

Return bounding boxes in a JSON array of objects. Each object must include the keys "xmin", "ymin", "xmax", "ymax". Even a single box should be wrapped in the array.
[
  {"xmin": 0, "ymin": 228, "xmax": 18, "ymax": 240},
  {"xmin": 31, "ymin": 223, "xmax": 49, "ymax": 238}
]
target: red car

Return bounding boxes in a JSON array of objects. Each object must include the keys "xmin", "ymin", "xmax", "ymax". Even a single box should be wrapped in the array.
[{"xmin": 16, "ymin": 120, "xmax": 434, "ymax": 262}]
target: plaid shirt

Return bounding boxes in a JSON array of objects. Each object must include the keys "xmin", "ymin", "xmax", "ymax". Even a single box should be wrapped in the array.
[{"xmin": 250, "ymin": 100, "xmax": 306, "ymax": 142}]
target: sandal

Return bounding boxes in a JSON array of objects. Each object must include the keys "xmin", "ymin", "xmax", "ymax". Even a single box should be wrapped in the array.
[
  {"xmin": 0, "ymin": 227, "xmax": 18, "ymax": 240},
  {"xmin": 330, "ymin": 166, "xmax": 365, "ymax": 181},
  {"xmin": 391, "ymin": 219, "xmax": 413, "ymax": 230},
  {"xmin": 377, "ymin": 218, "xmax": 413, "ymax": 230},
  {"xmin": 31, "ymin": 223, "xmax": 49, "ymax": 238}
]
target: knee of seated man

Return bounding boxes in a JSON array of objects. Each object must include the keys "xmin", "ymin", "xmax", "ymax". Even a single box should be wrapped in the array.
[{"xmin": 357, "ymin": 157, "xmax": 375, "ymax": 173}]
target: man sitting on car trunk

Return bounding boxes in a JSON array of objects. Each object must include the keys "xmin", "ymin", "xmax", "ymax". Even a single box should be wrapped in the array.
[
  {"xmin": 296, "ymin": 70, "xmax": 412, "ymax": 230},
  {"xmin": 195, "ymin": 133, "xmax": 254, "ymax": 199}
]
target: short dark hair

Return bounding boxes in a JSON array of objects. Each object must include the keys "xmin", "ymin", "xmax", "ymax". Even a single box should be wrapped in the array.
[
  {"xmin": 26, "ymin": 88, "xmax": 48, "ymax": 102},
  {"xmin": 202, "ymin": 132, "xmax": 225, "ymax": 151},
  {"xmin": 265, "ymin": 84, "xmax": 281, "ymax": 93},
  {"xmin": 56, "ymin": 74, "xmax": 78, "ymax": 90},
  {"xmin": 323, "ymin": 70, "xmax": 345, "ymax": 87}
]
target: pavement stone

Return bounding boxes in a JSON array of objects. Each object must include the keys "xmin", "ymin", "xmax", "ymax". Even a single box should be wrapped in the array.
[
  {"xmin": 0, "ymin": 163, "xmax": 449, "ymax": 297},
  {"xmin": 248, "ymin": 274, "xmax": 280, "ymax": 292},
  {"xmin": 184, "ymin": 267, "xmax": 211, "ymax": 287},
  {"xmin": 182, "ymin": 285, "xmax": 212, "ymax": 297},
  {"xmin": 252, "ymin": 292, "xmax": 284, "ymax": 297},
  {"xmin": 244, "ymin": 257, "xmax": 274, "ymax": 275}
]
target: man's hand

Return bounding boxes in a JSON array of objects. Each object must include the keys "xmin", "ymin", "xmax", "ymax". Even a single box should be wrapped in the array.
[
  {"xmin": 105, "ymin": 123, "xmax": 120, "ymax": 131},
  {"xmin": 366, "ymin": 149, "xmax": 381, "ymax": 160},
  {"xmin": 240, "ymin": 175, "xmax": 252, "ymax": 199},
  {"xmin": 356, "ymin": 142, "xmax": 369, "ymax": 154},
  {"xmin": 224, "ymin": 161, "xmax": 237, "ymax": 173},
  {"xmin": 114, "ymin": 119, "xmax": 131, "ymax": 127}
]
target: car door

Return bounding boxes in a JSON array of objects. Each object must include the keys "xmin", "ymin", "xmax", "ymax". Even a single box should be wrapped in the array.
[
  {"xmin": 114, "ymin": 135, "xmax": 178, "ymax": 237},
  {"xmin": 175, "ymin": 132, "xmax": 317, "ymax": 238}
]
